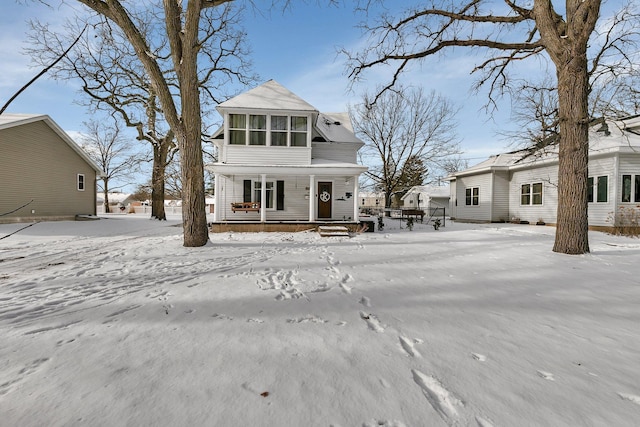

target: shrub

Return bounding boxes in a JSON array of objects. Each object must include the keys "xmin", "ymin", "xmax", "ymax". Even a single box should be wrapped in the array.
[{"xmin": 607, "ymin": 205, "xmax": 640, "ymax": 237}]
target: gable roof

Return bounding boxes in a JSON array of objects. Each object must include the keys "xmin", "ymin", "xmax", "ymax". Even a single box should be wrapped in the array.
[
  {"xmin": 450, "ymin": 117, "xmax": 640, "ymax": 179},
  {"xmin": 0, "ymin": 113, "xmax": 103, "ymax": 174},
  {"xmin": 217, "ymin": 80, "xmax": 318, "ymax": 112}
]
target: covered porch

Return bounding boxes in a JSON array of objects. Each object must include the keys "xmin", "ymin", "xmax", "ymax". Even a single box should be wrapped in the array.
[{"xmin": 208, "ymin": 163, "xmax": 366, "ymax": 231}]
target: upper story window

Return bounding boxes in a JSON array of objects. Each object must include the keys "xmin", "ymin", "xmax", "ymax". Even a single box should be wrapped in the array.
[
  {"xmin": 227, "ymin": 113, "xmax": 308, "ymax": 147},
  {"xmin": 291, "ymin": 116, "xmax": 308, "ymax": 147},
  {"xmin": 77, "ymin": 174, "xmax": 85, "ymax": 191},
  {"xmin": 271, "ymin": 116, "xmax": 288, "ymax": 146},
  {"xmin": 249, "ymin": 115, "xmax": 266, "ymax": 145},
  {"xmin": 229, "ymin": 114, "xmax": 246, "ymax": 145}
]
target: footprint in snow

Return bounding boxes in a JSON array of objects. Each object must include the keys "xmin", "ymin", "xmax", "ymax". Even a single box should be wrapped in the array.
[
  {"xmin": 360, "ymin": 311, "xmax": 384, "ymax": 333},
  {"xmin": 359, "ymin": 296, "xmax": 371, "ymax": 307},
  {"xmin": 618, "ymin": 393, "xmax": 640, "ymax": 405},
  {"xmin": 362, "ymin": 420, "xmax": 407, "ymax": 427},
  {"xmin": 537, "ymin": 370, "xmax": 555, "ymax": 381},
  {"xmin": 399, "ymin": 336, "xmax": 421, "ymax": 358},
  {"xmin": 412, "ymin": 369, "xmax": 462, "ymax": 424},
  {"xmin": 471, "ymin": 353, "xmax": 487, "ymax": 362}
]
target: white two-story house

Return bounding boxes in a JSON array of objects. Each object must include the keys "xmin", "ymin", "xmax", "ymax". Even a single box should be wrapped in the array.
[{"xmin": 207, "ymin": 80, "xmax": 367, "ymax": 231}]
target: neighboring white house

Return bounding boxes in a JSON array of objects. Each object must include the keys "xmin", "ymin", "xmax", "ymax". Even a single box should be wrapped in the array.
[
  {"xmin": 448, "ymin": 117, "xmax": 640, "ymax": 227},
  {"xmin": 401, "ymin": 185, "xmax": 450, "ymax": 216},
  {"xmin": 359, "ymin": 191, "xmax": 386, "ymax": 214},
  {"xmin": 207, "ymin": 80, "xmax": 367, "ymax": 229}
]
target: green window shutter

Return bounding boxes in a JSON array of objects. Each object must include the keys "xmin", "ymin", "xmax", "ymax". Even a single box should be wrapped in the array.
[
  {"xmin": 277, "ymin": 180, "xmax": 285, "ymax": 210},
  {"xmin": 243, "ymin": 180, "xmax": 252, "ymax": 202}
]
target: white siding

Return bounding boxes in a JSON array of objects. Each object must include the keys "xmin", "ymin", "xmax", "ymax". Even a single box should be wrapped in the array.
[
  {"xmin": 455, "ymin": 174, "xmax": 492, "ymax": 221},
  {"xmin": 587, "ymin": 156, "xmax": 616, "ymax": 226},
  {"xmin": 223, "ymin": 146, "xmax": 311, "ymax": 165},
  {"xmin": 614, "ymin": 154, "xmax": 640, "ymax": 226},
  {"xmin": 492, "ymin": 171, "xmax": 510, "ymax": 222},
  {"xmin": 509, "ymin": 164, "xmax": 558, "ymax": 224},
  {"xmin": 311, "ymin": 142, "xmax": 359, "ymax": 163},
  {"xmin": 216, "ymin": 175, "xmax": 357, "ymax": 221}
]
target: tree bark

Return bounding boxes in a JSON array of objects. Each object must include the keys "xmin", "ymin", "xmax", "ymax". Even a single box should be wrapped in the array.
[
  {"xmin": 552, "ymin": 54, "xmax": 591, "ymax": 254},
  {"xmin": 151, "ymin": 142, "xmax": 167, "ymax": 220}
]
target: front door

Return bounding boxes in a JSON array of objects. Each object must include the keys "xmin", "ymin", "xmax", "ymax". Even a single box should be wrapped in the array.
[{"xmin": 317, "ymin": 181, "xmax": 332, "ymax": 219}]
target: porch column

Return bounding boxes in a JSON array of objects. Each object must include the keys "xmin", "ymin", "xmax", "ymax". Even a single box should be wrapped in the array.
[
  {"xmin": 214, "ymin": 173, "xmax": 221, "ymax": 222},
  {"xmin": 308, "ymin": 175, "xmax": 315, "ymax": 222},
  {"xmin": 352, "ymin": 175, "xmax": 359, "ymax": 221},
  {"xmin": 260, "ymin": 174, "xmax": 267, "ymax": 222}
]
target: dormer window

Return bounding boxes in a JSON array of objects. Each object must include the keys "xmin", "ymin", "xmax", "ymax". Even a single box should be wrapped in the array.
[{"xmin": 226, "ymin": 113, "xmax": 308, "ymax": 147}]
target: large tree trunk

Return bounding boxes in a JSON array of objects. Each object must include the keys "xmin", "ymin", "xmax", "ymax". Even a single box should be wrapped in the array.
[
  {"xmin": 177, "ymin": 6, "xmax": 208, "ymax": 247},
  {"xmin": 151, "ymin": 142, "xmax": 167, "ymax": 221},
  {"xmin": 552, "ymin": 50, "xmax": 590, "ymax": 254}
]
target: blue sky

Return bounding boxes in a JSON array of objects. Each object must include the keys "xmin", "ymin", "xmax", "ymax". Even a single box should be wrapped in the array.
[{"xmin": 1, "ymin": 1, "xmax": 521, "ymax": 172}]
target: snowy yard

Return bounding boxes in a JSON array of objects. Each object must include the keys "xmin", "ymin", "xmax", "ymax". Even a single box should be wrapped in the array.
[{"xmin": 1, "ymin": 216, "xmax": 639, "ymax": 426}]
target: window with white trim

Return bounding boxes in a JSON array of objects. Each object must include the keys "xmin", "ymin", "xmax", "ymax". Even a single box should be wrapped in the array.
[
  {"xmin": 253, "ymin": 181, "xmax": 274, "ymax": 209},
  {"xmin": 621, "ymin": 174, "xmax": 640, "ymax": 203},
  {"xmin": 588, "ymin": 175, "xmax": 608, "ymax": 203},
  {"xmin": 227, "ymin": 113, "xmax": 308, "ymax": 147},
  {"xmin": 249, "ymin": 114, "xmax": 266, "ymax": 145},
  {"xmin": 521, "ymin": 182, "xmax": 543, "ymax": 205},
  {"xmin": 77, "ymin": 174, "xmax": 85, "ymax": 191},
  {"xmin": 465, "ymin": 187, "xmax": 479, "ymax": 206},
  {"xmin": 229, "ymin": 114, "xmax": 246, "ymax": 145}
]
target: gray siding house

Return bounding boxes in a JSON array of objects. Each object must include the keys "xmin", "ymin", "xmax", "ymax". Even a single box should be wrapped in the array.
[
  {"xmin": 448, "ymin": 117, "xmax": 640, "ymax": 228},
  {"xmin": 207, "ymin": 80, "xmax": 367, "ymax": 230},
  {"xmin": 0, "ymin": 114, "xmax": 103, "ymax": 223}
]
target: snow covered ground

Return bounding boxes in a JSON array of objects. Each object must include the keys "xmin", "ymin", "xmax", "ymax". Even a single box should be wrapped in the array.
[{"xmin": 1, "ymin": 215, "xmax": 639, "ymax": 427}]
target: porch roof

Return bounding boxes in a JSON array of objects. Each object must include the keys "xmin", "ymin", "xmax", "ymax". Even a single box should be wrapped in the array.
[{"xmin": 207, "ymin": 158, "xmax": 367, "ymax": 176}]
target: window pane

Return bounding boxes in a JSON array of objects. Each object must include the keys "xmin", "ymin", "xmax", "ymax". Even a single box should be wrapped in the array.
[
  {"xmin": 230, "ymin": 129, "xmax": 245, "ymax": 145},
  {"xmin": 271, "ymin": 132, "xmax": 287, "ymax": 146},
  {"xmin": 249, "ymin": 115, "xmax": 266, "ymax": 129},
  {"xmin": 532, "ymin": 183, "xmax": 543, "ymax": 205},
  {"xmin": 229, "ymin": 114, "xmax": 246, "ymax": 129},
  {"xmin": 472, "ymin": 187, "xmax": 479, "ymax": 205},
  {"xmin": 635, "ymin": 175, "xmax": 640, "ymax": 202},
  {"xmin": 521, "ymin": 184, "xmax": 530, "ymax": 205},
  {"xmin": 587, "ymin": 177, "xmax": 594, "ymax": 203},
  {"xmin": 271, "ymin": 116, "xmax": 287, "ymax": 130},
  {"xmin": 465, "ymin": 188, "xmax": 471, "ymax": 205},
  {"xmin": 291, "ymin": 116, "xmax": 307, "ymax": 131},
  {"xmin": 291, "ymin": 132, "xmax": 307, "ymax": 147},
  {"xmin": 249, "ymin": 131, "xmax": 266, "ymax": 145},
  {"xmin": 597, "ymin": 176, "xmax": 608, "ymax": 202},
  {"xmin": 622, "ymin": 175, "xmax": 631, "ymax": 202},
  {"xmin": 254, "ymin": 181, "xmax": 274, "ymax": 208}
]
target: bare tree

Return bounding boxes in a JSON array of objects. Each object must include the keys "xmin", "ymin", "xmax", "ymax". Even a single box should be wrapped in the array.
[
  {"xmin": 351, "ymin": 86, "xmax": 460, "ymax": 209},
  {"xmin": 27, "ymin": 2, "xmax": 254, "ymax": 224},
  {"xmin": 79, "ymin": 119, "xmax": 141, "ymax": 213},
  {"xmin": 346, "ymin": 0, "xmax": 640, "ymax": 254},
  {"xmin": 52, "ymin": 0, "xmax": 244, "ymax": 246}
]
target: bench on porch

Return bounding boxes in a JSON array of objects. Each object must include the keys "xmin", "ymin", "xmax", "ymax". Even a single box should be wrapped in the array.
[
  {"xmin": 231, "ymin": 202, "xmax": 261, "ymax": 212},
  {"xmin": 401, "ymin": 209, "xmax": 425, "ymax": 222}
]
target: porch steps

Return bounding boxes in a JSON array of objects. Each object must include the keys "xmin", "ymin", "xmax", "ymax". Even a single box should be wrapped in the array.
[{"xmin": 317, "ymin": 225, "xmax": 350, "ymax": 237}]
